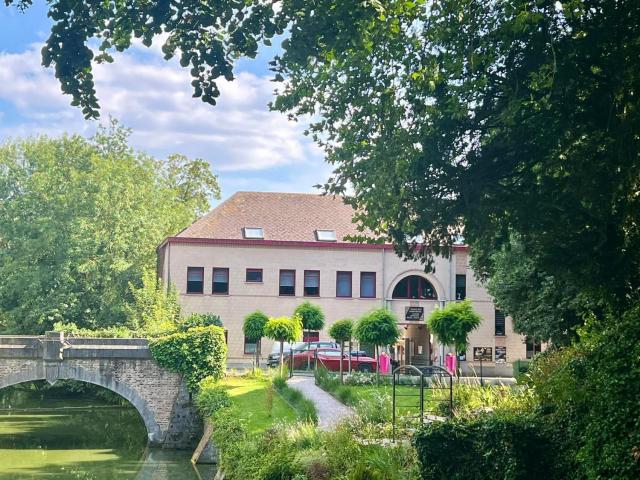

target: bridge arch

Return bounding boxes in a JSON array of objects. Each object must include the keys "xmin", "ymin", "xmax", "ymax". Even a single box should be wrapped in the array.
[{"xmin": 0, "ymin": 362, "xmax": 163, "ymax": 444}]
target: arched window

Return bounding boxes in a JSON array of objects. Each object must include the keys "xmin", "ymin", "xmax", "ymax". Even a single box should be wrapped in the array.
[{"xmin": 392, "ymin": 275, "xmax": 438, "ymax": 300}]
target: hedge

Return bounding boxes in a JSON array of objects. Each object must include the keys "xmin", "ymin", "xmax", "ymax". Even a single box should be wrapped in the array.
[{"xmin": 413, "ymin": 414, "xmax": 563, "ymax": 480}]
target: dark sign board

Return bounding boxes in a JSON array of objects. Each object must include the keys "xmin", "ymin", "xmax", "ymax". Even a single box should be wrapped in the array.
[
  {"xmin": 495, "ymin": 346, "xmax": 506, "ymax": 362},
  {"xmin": 473, "ymin": 347, "xmax": 493, "ymax": 361},
  {"xmin": 404, "ymin": 307, "xmax": 424, "ymax": 321}
]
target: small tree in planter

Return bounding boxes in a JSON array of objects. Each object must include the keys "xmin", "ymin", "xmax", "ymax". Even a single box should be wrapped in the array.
[
  {"xmin": 329, "ymin": 318, "xmax": 354, "ymax": 383},
  {"xmin": 293, "ymin": 302, "xmax": 325, "ymax": 369},
  {"xmin": 355, "ymin": 308, "xmax": 401, "ymax": 382},
  {"xmin": 243, "ymin": 310, "xmax": 268, "ymax": 368},
  {"xmin": 427, "ymin": 299, "xmax": 481, "ymax": 374},
  {"xmin": 264, "ymin": 315, "xmax": 303, "ymax": 376}
]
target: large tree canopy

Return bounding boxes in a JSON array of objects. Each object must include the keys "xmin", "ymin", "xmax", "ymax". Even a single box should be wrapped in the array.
[
  {"xmin": 6, "ymin": 1, "xmax": 637, "ymax": 316},
  {"xmin": 0, "ymin": 122, "xmax": 220, "ymax": 333}
]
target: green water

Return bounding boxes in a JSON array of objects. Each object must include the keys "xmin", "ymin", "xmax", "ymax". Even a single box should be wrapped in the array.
[{"xmin": 0, "ymin": 384, "xmax": 214, "ymax": 480}]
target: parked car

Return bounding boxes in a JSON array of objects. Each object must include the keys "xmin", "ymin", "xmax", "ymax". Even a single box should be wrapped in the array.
[
  {"xmin": 268, "ymin": 341, "xmax": 340, "ymax": 367},
  {"xmin": 292, "ymin": 348, "xmax": 377, "ymax": 373}
]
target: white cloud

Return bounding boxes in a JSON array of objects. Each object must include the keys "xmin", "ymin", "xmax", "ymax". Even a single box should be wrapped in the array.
[{"xmin": 0, "ymin": 42, "xmax": 325, "ymax": 179}]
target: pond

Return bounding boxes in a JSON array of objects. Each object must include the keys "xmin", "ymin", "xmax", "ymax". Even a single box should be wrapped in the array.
[{"xmin": 0, "ymin": 382, "xmax": 215, "ymax": 480}]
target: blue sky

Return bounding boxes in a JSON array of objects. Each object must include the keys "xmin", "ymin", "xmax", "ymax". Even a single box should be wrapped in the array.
[{"xmin": 0, "ymin": 3, "xmax": 330, "ymax": 203}]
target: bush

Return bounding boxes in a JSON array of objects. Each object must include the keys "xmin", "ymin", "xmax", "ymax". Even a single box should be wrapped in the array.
[
  {"xmin": 196, "ymin": 376, "xmax": 231, "ymax": 418},
  {"xmin": 149, "ymin": 325, "xmax": 227, "ymax": 390},
  {"xmin": 413, "ymin": 414, "xmax": 562, "ymax": 480},
  {"xmin": 178, "ymin": 312, "xmax": 222, "ymax": 331}
]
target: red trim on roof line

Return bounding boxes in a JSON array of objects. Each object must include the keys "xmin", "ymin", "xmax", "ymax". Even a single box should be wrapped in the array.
[
  {"xmin": 163, "ymin": 236, "xmax": 396, "ymax": 250},
  {"xmin": 159, "ymin": 236, "xmax": 470, "ymax": 252}
]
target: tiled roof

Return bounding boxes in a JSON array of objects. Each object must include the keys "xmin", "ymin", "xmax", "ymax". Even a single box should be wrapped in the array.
[{"xmin": 176, "ymin": 191, "xmax": 365, "ymax": 242}]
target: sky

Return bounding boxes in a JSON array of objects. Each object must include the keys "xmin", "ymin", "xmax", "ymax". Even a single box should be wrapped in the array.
[{"xmin": 0, "ymin": 3, "xmax": 332, "ymax": 203}]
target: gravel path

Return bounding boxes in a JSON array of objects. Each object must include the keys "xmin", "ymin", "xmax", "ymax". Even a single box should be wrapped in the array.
[{"xmin": 287, "ymin": 376, "xmax": 355, "ymax": 430}]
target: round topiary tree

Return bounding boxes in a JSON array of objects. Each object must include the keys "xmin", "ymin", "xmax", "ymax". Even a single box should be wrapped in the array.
[
  {"xmin": 427, "ymin": 299, "xmax": 482, "ymax": 370},
  {"xmin": 328, "ymin": 318, "xmax": 354, "ymax": 382},
  {"xmin": 264, "ymin": 315, "xmax": 303, "ymax": 376},
  {"xmin": 355, "ymin": 308, "xmax": 401, "ymax": 381},
  {"xmin": 243, "ymin": 310, "xmax": 268, "ymax": 368},
  {"xmin": 293, "ymin": 301, "xmax": 325, "ymax": 368}
]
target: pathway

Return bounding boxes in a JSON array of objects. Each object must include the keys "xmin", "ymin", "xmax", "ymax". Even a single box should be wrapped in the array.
[{"xmin": 286, "ymin": 376, "xmax": 355, "ymax": 430}]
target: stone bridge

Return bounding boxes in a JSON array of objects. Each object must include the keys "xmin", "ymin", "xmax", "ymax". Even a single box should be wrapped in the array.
[{"xmin": 0, "ymin": 332, "xmax": 202, "ymax": 449}]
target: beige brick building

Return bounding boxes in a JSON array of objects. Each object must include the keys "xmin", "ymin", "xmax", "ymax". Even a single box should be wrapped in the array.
[{"xmin": 157, "ymin": 192, "xmax": 538, "ymax": 376}]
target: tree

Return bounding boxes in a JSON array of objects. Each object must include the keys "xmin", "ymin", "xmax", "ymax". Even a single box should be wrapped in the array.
[
  {"xmin": 481, "ymin": 238, "xmax": 589, "ymax": 346},
  {"xmin": 243, "ymin": 311, "xmax": 269, "ymax": 368},
  {"xmin": 0, "ymin": 122, "xmax": 220, "ymax": 333},
  {"xmin": 427, "ymin": 301, "xmax": 481, "ymax": 373},
  {"xmin": 328, "ymin": 319, "xmax": 354, "ymax": 383},
  {"xmin": 14, "ymin": 0, "xmax": 639, "ymax": 316},
  {"xmin": 263, "ymin": 315, "xmax": 303, "ymax": 376},
  {"xmin": 293, "ymin": 301, "xmax": 325, "ymax": 369},
  {"xmin": 355, "ymin": 308, "xmax": 401, "ymax": 380},
  {"xmin": 127, "ymin": 268, "xmax": 181, "ymax": 335}
]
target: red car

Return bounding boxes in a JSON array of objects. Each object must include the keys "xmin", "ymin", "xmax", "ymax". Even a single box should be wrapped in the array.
[{"xmin": 292, "ymin": 348, "xmax": 378, "ymax": 373}]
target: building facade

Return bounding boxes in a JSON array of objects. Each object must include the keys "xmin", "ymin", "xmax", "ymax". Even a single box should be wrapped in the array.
[{"xmin": 157, "ymin": 192, "xmax": 537, "ymax": 376}]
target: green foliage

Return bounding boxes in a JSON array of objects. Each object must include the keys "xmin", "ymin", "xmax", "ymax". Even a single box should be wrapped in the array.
[
  {"xmin": 127, "ymin": 268, "xmax": 181, "ymax": 334},
  {"xmin": 272, "ymin": 374, "xmax": 318, "ymax": 424},
  {"xmin": 294, "ymin": 302, "xmax": 326, "ymax": 332},
  {"xmin": 196, "ymin": 376, "xmax": 231, "ymax": 418},
  {"xmin": 178, "ymin": 312, "xmax": 222, "ymax": 331},
  {"xmin": 413, "ymin": 414, "xmax": 564, "ymax": 480},
  {"xmin": 427, "ymin": 300, "xmax": 481, "ymax": 352},
  {"xmin": 149, "ymin": 326, "xmax": 227, "ymax": 390},
  {"xmin": 481, "ymin": 238, "xmax": 588, "ymax": 345},
  {"xmin": 528, "ymin": 303, "xmax": 640, "ymax": 479},
  {"xmin": 328, "ymin": 319, "xmax": 354, "ymax": 343},
  {"xmin": 243, "ymin": 311, "xmax": 268, "ymax": 341},
  {"xmin": 354, "ymin": 309, "xmax": 401, "ymax": 350},
  {"xmin": 264, "ymin": 315, "xmax": 303, "ymax": 344},
  {"xmin": 0, "ymin": 123, "xmax": 219, "ymax": 333}
]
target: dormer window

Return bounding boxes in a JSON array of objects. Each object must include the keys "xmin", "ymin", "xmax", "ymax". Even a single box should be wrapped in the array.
[
  {"xmin": 243, "ymin": 227, "xmax": 264, "ymax": 239},
  {"xmin": 315, "ymin": 229, "xmax": 337, "ymax": 242}
]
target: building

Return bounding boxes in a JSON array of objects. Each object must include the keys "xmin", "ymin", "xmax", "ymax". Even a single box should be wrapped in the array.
[{"xmin": 157, "ymin": 192, "xmax": 538, "ymax": 376}]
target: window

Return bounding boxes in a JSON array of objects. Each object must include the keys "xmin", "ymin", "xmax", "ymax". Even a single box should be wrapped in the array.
[
  {"xmin": 243, "ymin": 227, "xmax": 264, "ymax": 239},
  {"xmin": 360, "ymin": 272, "xmax": 376, "ymax": 298},
  {"xmin": 302, "ymin": 331, "xmax": 320, "ymax": 343},
  {"xmin": 392, "ymin": 275, "xmax": 437, "ymax": 299},
  {"xmin": 495, "ymin": 309, "xmax": 506, "ymax": 336},
  {"xmin": 315, "ymin": 229, "xmax": 337, "ymax": 242},
  {"xmin": 186, "ymin": 267, "xmax": 204, "ymax": 294},
  {"xmin": 526, "ymin": 337, "xmax": 542, "ymax": 359},
  {"xmin": 336, "ymin": 271, "xmax": 352, "ymax": 297},
  {"xmin": 244, "ymin": 336, "xmax": 257, "ymax": 354},
  {"xmin": 455, "ymin": 274, "xmax": 467, "ymax": 300},
  {"xmin": 304, "ymin": 270, "xmax": 320, "ymax": 296},
  {"xmin": 246, "ymin": 268, "xmax": 263, "ymax": 283},
  {"xmin": 279, "ymin": 270, "xmax": 296, "ymax": 296},
  {"xmin": 212, "ymin": 268, "xmax": 229, "ymax": 294}
]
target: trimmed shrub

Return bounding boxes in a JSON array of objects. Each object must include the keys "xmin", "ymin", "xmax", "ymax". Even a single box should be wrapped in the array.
[
  {"xmin": 149, "ymin": 325, "xmax": 227, "ymax": 390},
  {"xmin": 196, "ymin": 376, "xmax": 231, "ymax": 418},
  {"xmin": 178, "ymin": 312, "xmax": 222, "ymax": 331},
  {"xmin": 413, "ymin": 414, "xmax": 562, "ymax": 480}
]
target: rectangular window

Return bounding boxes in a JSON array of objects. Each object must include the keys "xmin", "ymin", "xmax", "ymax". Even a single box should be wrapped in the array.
[
  {"xmin": 246, "ymin": 268, "xmax": 263, "ymax": 283},
  {"xmin": 243, "ymin": 227, "xmax": 264, "ymax": 239},
  {"xmin": 212, "ymin": 268, "xmax": 229, "ymax": 294},
  {"xmin": 304, "ymin": 270, "xmax": 320, "ymax": 296},
  {"xmin": 456, "ymin": 274, "xmax": 467, "ymax": 300},
  {"xmin": 315, "ymin": 229, "xmax": 337, "ymax": 241},
  {"xmin": 244, "ymin": 336, "xmax": 257, "ymax": 354},
  {"xmin": 495, "ymin": 309, "xmax": 506, "ymax": 336},
  {"xmin": 303, "ymin": 331, "xmax": 320, "ymax": 343},
  {"xmin": 526, "ymin": 337, "xmax": 542, "ymax": 359},
  {"xmin": 360, "ymin": 272, "xmax": 376, "ymax": 298},
  {"xmin": 279, "ymin": 270, "xmax": 296, "ymax": 296},
  {"xmin": 336, "ymin": 271, "xmax": 352, "ymax": 297},
  {"xmin": 186, "ymin": 267, "xmax": 204, "ymax": 294}
]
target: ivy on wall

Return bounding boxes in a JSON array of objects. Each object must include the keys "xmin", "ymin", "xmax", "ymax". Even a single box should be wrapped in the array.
[{"xmin": 149, "ymin": 326, "xmax": 227, "ymax": 391}]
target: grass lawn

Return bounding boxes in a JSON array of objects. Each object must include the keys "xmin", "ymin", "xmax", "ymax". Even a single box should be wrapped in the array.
[{"xmin": 219, "ymin": 376, "xmax": 297, "ymax": 434}]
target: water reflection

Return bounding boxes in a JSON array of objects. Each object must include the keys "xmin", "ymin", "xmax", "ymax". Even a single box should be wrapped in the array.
[{"xmin": 0, "ymin": 382, "xmax": 213, "ymax": 480}]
